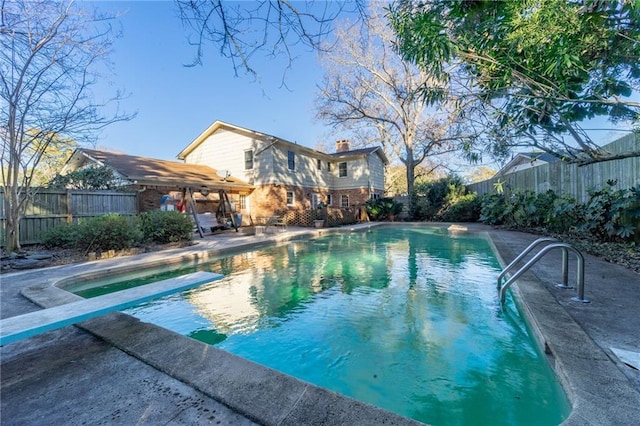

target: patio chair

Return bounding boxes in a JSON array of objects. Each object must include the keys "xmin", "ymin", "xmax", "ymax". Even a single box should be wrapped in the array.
[{"xmin": 273, "ymin": 215, "xmax": 288, "ymax": 232}]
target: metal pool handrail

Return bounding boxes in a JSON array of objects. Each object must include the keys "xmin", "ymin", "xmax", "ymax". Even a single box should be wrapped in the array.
[
  {"xmin": 497, "ymin": 237, "xmax": 558, "ymax": 290},
  {"xmin": 498, "ymin": 242, "xmax": 588, "ymax": 305}
]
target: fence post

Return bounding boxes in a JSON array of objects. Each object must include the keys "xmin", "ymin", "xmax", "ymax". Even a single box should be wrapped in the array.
[{"xmin": 66, "ymin": 190, "xmax": 73, "ymax": 223}]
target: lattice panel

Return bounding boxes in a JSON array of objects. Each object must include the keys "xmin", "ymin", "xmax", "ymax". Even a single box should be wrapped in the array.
[{"xmin": 276, "ymin": 208, "xmax": 360, "ymax": 228}]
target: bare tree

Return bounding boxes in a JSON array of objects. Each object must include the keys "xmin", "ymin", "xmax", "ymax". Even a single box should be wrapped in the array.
[
  {"xmin": 1, "ymin": 0, "xmax": 132, "ymax": 253},
  {"xmin": 177, "ymin": 0, "xmax": 368, "ymax": 79},
  {"xmin": 315, "ymin": 7, "xmax": 461, "ymax": 210}
]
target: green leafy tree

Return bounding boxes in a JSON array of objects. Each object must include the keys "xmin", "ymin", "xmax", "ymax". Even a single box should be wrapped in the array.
[
  {"xmin": 386, "ymin": 162, "xmax": 445, "ymax": 195},
  {"xmin": 47, "ymin": 165, "xmax": 121, "ymax": 190},
  {"xmin": 411, "ymin": 174, "xmax": 477, "ymax": 220},
  {"xmin": 30, "ymin": 134, "xmax": 79, "ymax": 186},
  {"xmin": 466, "ymin": 166, "xmax": 497, "ymax": 184},
  {"xmin": 390, "ymin": 0, "xmax": 640, "ymax": 165}
]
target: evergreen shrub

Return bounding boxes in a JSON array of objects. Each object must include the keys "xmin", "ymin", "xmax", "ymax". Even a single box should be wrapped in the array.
[{"xmin": 138, "ymin": 210, "xmax": 193, "ymax": 243}]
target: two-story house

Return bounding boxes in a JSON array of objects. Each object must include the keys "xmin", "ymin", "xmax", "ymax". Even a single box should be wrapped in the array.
[
  {"xmin": 177, "ymin": 121, "xmax": 388, "ymax": 219},
  {"xmin": 61, "ymin": 121, "xmax": 388, "ymax": 227}
]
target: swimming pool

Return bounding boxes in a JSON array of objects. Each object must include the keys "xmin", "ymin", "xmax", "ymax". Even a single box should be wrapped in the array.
[{"xmin": 72, "ymin": 226, "xmax": 570, "ymax": 425}]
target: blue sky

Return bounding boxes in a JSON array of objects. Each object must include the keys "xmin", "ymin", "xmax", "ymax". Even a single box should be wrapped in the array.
[
  {"xmin": 90, "ymin": 1, "xmax": 634, "ymax": 167},
  {"xmin": 93, "ymin": 1, "xmax": 332, "ymax": 161}
]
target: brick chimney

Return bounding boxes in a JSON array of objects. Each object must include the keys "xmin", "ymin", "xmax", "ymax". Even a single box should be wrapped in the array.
[{"xmin": 335, "ymin": 139, "xmax": 351, "ymax": 153}]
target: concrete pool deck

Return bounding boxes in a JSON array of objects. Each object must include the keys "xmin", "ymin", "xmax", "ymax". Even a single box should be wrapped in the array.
[{"xmin": 1, "ymin": 223, "xmax": 638, "ymax": 425}]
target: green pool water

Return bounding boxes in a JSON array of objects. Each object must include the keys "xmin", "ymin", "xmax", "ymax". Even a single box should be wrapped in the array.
[{"xmin": 73, "ymin": 226, "xmax": 570, "ymax": 425}]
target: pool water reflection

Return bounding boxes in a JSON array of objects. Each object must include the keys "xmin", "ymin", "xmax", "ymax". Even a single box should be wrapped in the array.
[{"xmin": 77, "ymin": 226, "xmax": 570, "ymax": 425}]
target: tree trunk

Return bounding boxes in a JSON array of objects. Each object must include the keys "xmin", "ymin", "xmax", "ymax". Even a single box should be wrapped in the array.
[
  {"xmin": 405, "ymin": 147, "xmax": 416, "ymax": 216},
  {"xmin": 406, "ymin": 164, "xmax": 416, "ymax": 215},
  {"xmin": 3, "ymin": 188, "xmax": 21, "ymax": 253}
]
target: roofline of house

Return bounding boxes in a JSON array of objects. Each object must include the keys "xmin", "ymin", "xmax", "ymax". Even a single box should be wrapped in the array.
[
  {"xmin": 176, "ymin": 121, "xmax": 294, "ymax": 160},
  {"xmin": 61, "ymin": 149, "xmax": 130, "ymax": 180},
  {"xmin": 60, "ymin": 149, "xmax": 93, "ymax": 174},
  {"xmin": 331, "ymin": 146, "xmax": 389, "ymax": 165},
  {"xmin": 64, "ymin": 148, "xmax": 254, "ymax": 191},
  {"xmin": 495, "ymin": 152, "xmax": 554, "ymax": 177},
  {"xmin": 496, "ymin": 153, "xmax": 528, "ymax": 176},
  {"xmin": 177, "ymin": 120, "xmax": 389, "ymax": 165}
]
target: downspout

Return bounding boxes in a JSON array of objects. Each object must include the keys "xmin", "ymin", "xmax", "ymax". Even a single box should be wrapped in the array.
[{"xmin": 366, "ymin": 154, "xmax": 372, "ymax": 199}]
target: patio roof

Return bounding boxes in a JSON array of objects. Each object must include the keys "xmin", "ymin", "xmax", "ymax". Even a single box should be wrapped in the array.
[{"xmin": 63, "ymin": 149, "xmax": 254, "ymax": 193}]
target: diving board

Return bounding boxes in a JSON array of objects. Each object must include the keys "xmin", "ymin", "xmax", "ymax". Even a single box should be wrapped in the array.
[{"xmin": 0, "ymin": 271, "xmax": 222, "ymax": 346}]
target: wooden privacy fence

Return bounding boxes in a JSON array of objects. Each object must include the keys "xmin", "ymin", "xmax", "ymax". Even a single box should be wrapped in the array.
[
  {"xmin": 467, "ymin": 134, "xmax": 640, "ymax": 201},
  {"xmin": 0, "ymin": 189, "xmax": 138, "ymax": 245}
]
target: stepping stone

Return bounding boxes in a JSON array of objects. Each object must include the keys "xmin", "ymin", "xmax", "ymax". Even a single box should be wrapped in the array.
[{"xmin": 10, "ymin": 258, "xmax": 47, "ymax": 270}]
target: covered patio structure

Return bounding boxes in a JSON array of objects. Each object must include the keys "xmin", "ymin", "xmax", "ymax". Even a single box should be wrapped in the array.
[{"xmin": 62, "ymin": 149, "xmax": 255, "ymax": 236}]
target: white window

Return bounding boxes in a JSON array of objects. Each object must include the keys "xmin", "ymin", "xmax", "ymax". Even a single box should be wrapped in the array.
[
  {"xmin": 311, "ymin": 193, "xmax": 321, "ymax": 209},
  {"xmin": 239, "ymin": 194, "xmax": 247, "ymax": 209},
  {"xmin": 371, "ymin": 193, "xmax": 381, "ymax": 200},
  {"xmin": 326, "ymin": 194, "xmax": 333, "ymax": 206},
  {"xmin": 339, "ymin": 162, "xmax": 347, "ymax": 177},
  {"xmin": 286, "ymin": 191, "xmax": 294, "ymax": 206},
  {"xmin": 340, "ymin": 194, "xmax": 349, "ymax": 208},
  {"xmin": 316, "ymin": 159, "xmax": 322, "ymax": 170}
]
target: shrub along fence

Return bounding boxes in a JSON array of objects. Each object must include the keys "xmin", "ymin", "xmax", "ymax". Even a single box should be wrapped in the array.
[
  {"xmin": 0, "ymin": 189, "xmax": 138, "ymax": 246},
  {"xmin": 467, "ymin": 133, "xmax": 640, "ymax": 201}
]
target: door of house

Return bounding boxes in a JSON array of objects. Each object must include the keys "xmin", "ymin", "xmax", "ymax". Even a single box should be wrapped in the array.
[{"xmin": 311, "ymin": 193, "xmax": 321, "ymax": 209}]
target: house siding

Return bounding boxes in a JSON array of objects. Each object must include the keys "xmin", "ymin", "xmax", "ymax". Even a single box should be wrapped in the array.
[
  {"xmin": 330, "ymin": 153, "xmax": 385, "ymax": 193},
  {"xmin": 331, "ymin": 157, "xmax": 369, "ymax": 190},
  {"xmin": 269, "ymin": 145, "xmax": 332, "ymax": 189},
  {"xmin": 368, "ymin": 153, "xmax": 386, "ymax": 191},
  {"xmin": 181, "ymin": 123, "xmax": 389, "ymax": 221},
  {"xmin": 183, "ymin": 128, "xmax": 264, "ymax": 185}
]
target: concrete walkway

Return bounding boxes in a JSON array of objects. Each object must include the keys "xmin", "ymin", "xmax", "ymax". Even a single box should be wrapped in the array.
[{"xmin": 1, "ymin": 223, "xmax": 638, "ymax": 425}]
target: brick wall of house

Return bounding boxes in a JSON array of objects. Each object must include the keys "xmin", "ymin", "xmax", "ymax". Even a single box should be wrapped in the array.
[
  {"xmin": 250, "ymin": 184, "xmax": 311, "ymax": 216},
  {"xmin": 250, "ymin": 185, "xmax": 374, "ymax": 215},
  {"xmin": 138, "ymin": 188, "xmax": 164, "ymax": 212},
  {"xmin": 250, "ymin": 185, "xmax": 376, "ymax": 216},
  {"xmin": 275, "ymin": 205, "xmax": 361, "ymax": 227},
  {"xmin": 330, "ymin": 188, "xmax": 371, "ymax": 208},
  {"xmin": 248, "ymin": 184, "xmax": 370, "ymax": 227},
  {"xmin": 138, "ymin": 188, "xmax": 226, "ymax": 215}
]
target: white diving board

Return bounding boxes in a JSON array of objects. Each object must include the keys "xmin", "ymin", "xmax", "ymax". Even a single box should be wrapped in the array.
[{"xmin": 0, "ymin": 271, "xmax": 222, "ymax": 346}]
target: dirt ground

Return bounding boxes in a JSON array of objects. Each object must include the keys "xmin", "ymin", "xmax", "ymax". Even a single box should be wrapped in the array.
[{"xmin": 1, "ymin": 241, "xmax": 194, "ymax": 273}]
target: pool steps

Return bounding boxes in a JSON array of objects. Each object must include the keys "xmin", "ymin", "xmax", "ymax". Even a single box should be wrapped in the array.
[{"xmin": 0, "ymin": 271, "xmax": 222, "ymax": 346}]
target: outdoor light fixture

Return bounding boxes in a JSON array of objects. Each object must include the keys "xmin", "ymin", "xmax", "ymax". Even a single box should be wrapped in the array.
[{"xmin": 200, "ymin": 187, "xmax": 210, "ymax": 196}]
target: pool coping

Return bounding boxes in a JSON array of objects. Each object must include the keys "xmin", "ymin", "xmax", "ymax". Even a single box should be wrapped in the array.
[
  {"xmin": 487, "ymin": 234, "xmax": 639, "ymax": 425},
  {"xmin": 0, "ymin": 271, "xmax": 223, "ymax": 345},
  {"xmin": 6, "ymin": 223, "xmax": 640, "ymax": 425}
]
